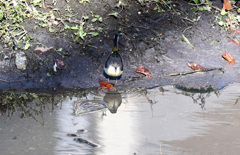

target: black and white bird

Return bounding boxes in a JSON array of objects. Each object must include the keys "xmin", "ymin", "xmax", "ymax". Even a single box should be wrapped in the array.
[{"xmin": 103, "ymin": 34, "xmax": 123, "ymax": 83}]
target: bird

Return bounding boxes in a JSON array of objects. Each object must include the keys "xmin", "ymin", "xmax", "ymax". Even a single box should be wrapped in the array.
[{"xmin": 103, "ymin": 34, "xmax": 123, "ymax": 84}]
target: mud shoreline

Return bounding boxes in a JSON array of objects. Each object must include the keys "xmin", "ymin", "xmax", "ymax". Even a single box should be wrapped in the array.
[{"xmin": 0, "ymin": 0, "xmax": 238, "ymax": 92}]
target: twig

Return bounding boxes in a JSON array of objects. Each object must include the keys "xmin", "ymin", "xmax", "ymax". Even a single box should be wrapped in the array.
[
  {"xmin": 188, "ymin": 2, "xmax": 222, "ymax": 12},
  {"xmin": 42, "ymin": 0, "xmax": 46, "ymax": 9},
  {"xmin": 182, "ymin": 26, "xmax": 194, "ymax": 48},
  {"xmin": 182, "ymin": 17, "xmax": 195, "ymax": 23},
  {"xmin": 183, "ymin": 26, "xmax": 192, "ymax": 34},
  {"xmin": 170, "ymin": 68, "xmax": 224, "ymax": 76},
  {"xmin": 0, "ymin": 27, "xmax": 6, "ymax": 38},
  {"xmin": 207, "ymin": 3, "xmax": 221, "ymax": 11},
  {"xmin": 0, "ymin": 78, "xmax": 26, "ymax": 83}
]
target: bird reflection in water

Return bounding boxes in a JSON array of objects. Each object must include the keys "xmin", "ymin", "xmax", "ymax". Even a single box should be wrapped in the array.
[
  {"xmin": 103, "ymin": 91, "xmax": 122, "ymax": 114},
  {"xmin": 73, "ymin": 91, "xmax": 122, "ymax": 115}
]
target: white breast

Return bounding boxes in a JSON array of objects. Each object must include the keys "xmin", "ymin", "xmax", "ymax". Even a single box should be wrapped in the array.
[{"xmin": 105, "ymin": 66, "xmax": 122, "ymax": 77}]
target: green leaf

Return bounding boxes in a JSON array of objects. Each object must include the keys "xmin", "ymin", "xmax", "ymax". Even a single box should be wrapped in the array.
[
  {"xmin": 49, "ymin": 27, "xmax": 54, "ymax": 32},
  {"xmin": 97, "ymin": 27, "xmax": 103, "ymax": 32},
  {"xmin": 23, "ymin": 42, "xmax": 31, "ymax": 50},
  {"xmin": 20, "ymin": 94, "xmax": 28, "ymax": 100},
  {"xmin": 0, "ymin": 10, "xmax": 3, "ymax": 21},
  {"xmin": 211, "ymin": 40, "xmax": 216, "ymax": 45},
  {"xmin": 56, "ymin": 48, "xmax": 63, "ymax": 51},
  {"xmin": 47, "ymin": 72, "xmax": 51, "ymax": 76},
  {"xmin": 109, "ymin": 12, "xmax": 118, "ymax": 18},
  {"xmin": 221, "ymin": 10, "xmax": 227, "ymax": 16},
  {"xmin": 52, "ymin": 8, "xmax": 59, "ymax": 11},
  {"xmin": 193, "ymin": 0, "xmax": 199, "ymax": 4},
  {"xmin": 116, "ymin": 0, "xmax": 126, "ymax": 7},
  {"xmin": 98, "ymin": 17, "xmax": 103, "ymax": 22},
  {"xmin": 88, "ymin": 32, "xmax": 99, "ymax": 36},
  {"xmin": 29, "ymin": 35, "xmax": 33, "ymax": 40},
  {"xmin": 82, "ymin": 15, "xmax": 89, "ymax": 20},
  {"xmin": 79, "ymin": 23, "xmax": 86, "ymax": 40},
  {"xmin": 91, "ymin": 18, "xmax": 98, "ymax": 22},
  {"xmin": 199, "ymin": 6, "xmax": 208, "ymax": 11},
  {"xmin": 31, "ymin": 93, "xmax": 38, "ymax": 99},
  {"xmin": 218, "ymin": 21, "xmax": 224, "ymax": 26},
  {"xmin": 41, "ymin": 23, "xmax": 48, "ymax": 28},
  {"xmin": 14, "ymin": 4, "xmax": 20, "ymax": 10},
  {"xmin": 95, "ymin": 15, "xmax": 100, "ymax": 18},
  {"xmin": 71, "ymin": 26, "xmax": 79, "ymax": 30},
  {"xmin": 64, "ymin": 24, "xmax": 71, "ymax": 29},
  {"xmin": 79, "ymin": 31, "xmax": 87, "ymax": 40}
]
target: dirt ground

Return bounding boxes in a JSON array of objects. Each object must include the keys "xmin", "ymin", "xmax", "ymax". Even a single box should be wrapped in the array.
[{"xmin": 0, "ymin": 0, "xmax": 239, "ymax": 92}]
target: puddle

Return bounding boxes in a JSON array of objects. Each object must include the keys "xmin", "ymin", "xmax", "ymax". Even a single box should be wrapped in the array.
[{"xmin": 1, "ymin": 84, "xmax": 240, "ymax": 154}]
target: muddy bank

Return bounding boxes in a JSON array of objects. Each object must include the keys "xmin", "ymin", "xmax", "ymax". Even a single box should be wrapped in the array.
[{"xmin": 0, "ymin": 0, "xmax": 239, "ymax": 92}]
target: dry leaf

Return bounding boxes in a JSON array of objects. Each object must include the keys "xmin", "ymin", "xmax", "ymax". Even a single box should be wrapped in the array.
[
  {"xmin": 40, "ymin": 77, "xmax": 45, "ymax": 82},
  {"xmin": 55, "ymin": 59, "xmax": 65, "ymax": 67},
  {"xmin": 99, "ymin": 79, "xmax": 114, "ymax": 89},
  {"xmin": 135, "ymin": 66, "xmax": 151, "ymax": 79},
  {"xmin": 229, "ymin": 28, "xmax": 240, "ymax": 34},
  {"xmin": 53, "ymin": 59, "xmax": 65, "ymax": 72},
  {"xmin": 225, "ymin": 18, "xmax": 230, "ymax": 23},
  {"xmin": 222, "ymin": 52, "xmax": 235, "ymax": 64},
  {"xmin": 228, "ymin": 39, "xmax": 240, "ymax": 46},
  {"xmin": 222, "ymin": 0, "xmax": 232, "ymax": 10},
  {"xmin": 34, "ymin": 46, "xmax": 53, "ymax": 54},
  {"xmin": 187, "ymin": 62, "xmax": 204, "ymax": 70}
]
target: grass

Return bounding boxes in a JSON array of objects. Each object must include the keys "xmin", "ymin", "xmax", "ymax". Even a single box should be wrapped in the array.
[
  {"xmin": 1, "ymin": 0, "xmax": 238, "ymax": 52},
  {"xmin": 0, "ymin": 0, "xmax": 104, "ymax": 51}
]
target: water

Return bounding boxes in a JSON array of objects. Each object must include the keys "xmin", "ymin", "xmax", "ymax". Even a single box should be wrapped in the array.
[{"xmin": 1, "ymin": 84, "xmax": 240, "ymax": 155}]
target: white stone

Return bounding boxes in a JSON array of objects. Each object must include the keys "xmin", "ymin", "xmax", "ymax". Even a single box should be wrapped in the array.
[{"xmin": 15, "ymin": 51, "xmax": 27, "ymax": 71}]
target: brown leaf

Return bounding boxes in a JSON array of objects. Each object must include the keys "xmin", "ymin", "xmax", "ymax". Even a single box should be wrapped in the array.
[
  {"xmin": 225, "ymin": 18, "xmax": 230, "ymax": 23},
  {"xmin": 187, "ymin": 62, "xmax": 204, "ymax": 70},
  {"xmin": 222, "ymin": 0, "xmax": 232, "ymax": 10},
  {"xmin": 40, "ymin": 77, "xmax": 45, "ymax": 82},
  {"xmin": 228, "ymin": 39, "xmax": 240, "ymax": 46},
  {"xmin": 222, "ymin": 52, "xmax": 235, "ymax": 64},
  {"xmin": 99, "ymin": 79, "xmax": 114, "ymax": 89},
  {"xmin": 229, "ymin": 28, "xmax": 240, "ymax": 34},
  {"xmin": 135, "ymin": 66, "xmax": 151, "ymax": 79},
  {"xmin": 55, "ymin": 59, "xmax": 65, "ymax": 67},
  {"xmin": 34, "ymin": 46, "xmax": 53, "ymax": 54}
]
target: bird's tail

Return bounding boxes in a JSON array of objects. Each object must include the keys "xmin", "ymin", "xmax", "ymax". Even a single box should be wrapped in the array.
[{"xmin": 112, "ymin": 34, "xmax": 119, "ymax": 52}]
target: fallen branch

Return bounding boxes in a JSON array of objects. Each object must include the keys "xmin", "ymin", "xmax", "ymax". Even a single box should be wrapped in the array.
[
  {"xmin": 0, "ymin": 78, "xmax": 26, "ymax": 83},
  {"xmin": 170, "ymin": 68, "xmax": 224, "ymax": 76}
]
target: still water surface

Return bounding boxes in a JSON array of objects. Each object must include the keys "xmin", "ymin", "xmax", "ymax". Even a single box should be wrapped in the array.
[{"xmin": 1, "ymin": 84, "xmax": 240, "ymax": 155}]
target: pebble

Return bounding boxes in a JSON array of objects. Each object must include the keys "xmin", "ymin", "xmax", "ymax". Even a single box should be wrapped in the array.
[{"xmin": 15, "ymin": 51, "xmax": 27, "ymax": 71}]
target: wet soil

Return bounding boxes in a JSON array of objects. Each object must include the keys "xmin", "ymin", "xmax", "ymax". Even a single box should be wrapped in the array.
[{"xmin": 0, "ymin": 0, "xmax": 239, "ymax": 91}]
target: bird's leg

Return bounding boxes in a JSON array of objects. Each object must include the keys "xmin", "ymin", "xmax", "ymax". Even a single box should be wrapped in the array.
[{"xmin": 115, "ymin": 80, "xmax": 118, "ymax": 85}]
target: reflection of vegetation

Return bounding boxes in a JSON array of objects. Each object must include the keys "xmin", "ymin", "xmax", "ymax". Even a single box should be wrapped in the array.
[
  {"xmin": 0, "ymin": 91, "xmax": 60, "ymax": 124},
  {"xmin": 179, "ymin": 90, "xmax": 220, "ymax": 109},
  {"xmin": 175, "ymin": 84, "xmax": 214, "ymax": 93},
  {"xmin": 0, "ymin": 89, "xmax": 94, "ymax": 124},
  {"xmin": 0, "ymin": 87, "xmax": 222, "ymax": 122}
]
